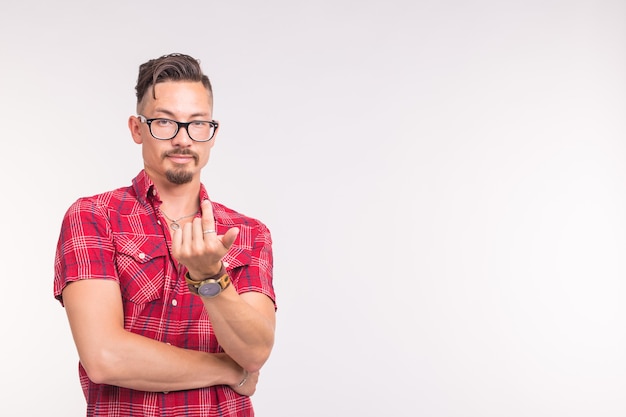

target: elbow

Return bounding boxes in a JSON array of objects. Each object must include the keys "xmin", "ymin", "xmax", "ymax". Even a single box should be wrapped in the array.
[
  {"xmin": 244, "ymin": 360, "xmax": 264, "ymax": 374},
  {"xmin": 82, "ymin": 364, "xmax": 108, "ymax": 385},
  {"xmin": 79, "ymin": 347, "xmax": 124, "ymax": 385},
  {"xmin": 242, "ymin": 342, "xmax": 274, "ymax": 373}
]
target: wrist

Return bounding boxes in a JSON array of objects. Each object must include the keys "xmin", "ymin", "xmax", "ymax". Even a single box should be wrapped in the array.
[
  {"xmin": 185, "ymin": 262, "xmax": 231, "ymax": 298},
  {"xmin": 186, "ymin": 262, "xmax": 224, "ymax": 282},
  {"xmin": 237, "ymin": 369, "xmax": 249, "ymax": 387},
  {"xmin": 215, "ymin": 353, "xmax": 245, "ymax": 386}
]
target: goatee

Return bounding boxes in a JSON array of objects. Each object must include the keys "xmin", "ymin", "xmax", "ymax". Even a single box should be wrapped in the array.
[
  {"xmin": 166, "ymin": 169, "xmax": 193, "ymax": 184},
  {"xmin": 162, "ymin": 149, "xmax": 198, "ymax": 184}
]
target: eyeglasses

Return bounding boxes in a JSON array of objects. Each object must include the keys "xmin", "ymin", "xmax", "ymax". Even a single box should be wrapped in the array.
[{"xmin": 138, "ymin": 115, "xmax": 219, "ymax": 142}]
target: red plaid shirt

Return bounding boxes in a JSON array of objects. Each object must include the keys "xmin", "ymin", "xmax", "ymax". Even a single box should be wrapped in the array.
[{"xmin": 54, "ymin": 170, "xmax": 275, "ymax": 417}]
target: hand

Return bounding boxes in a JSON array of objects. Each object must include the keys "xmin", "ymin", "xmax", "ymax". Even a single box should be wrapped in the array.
[
  {"xmin": 171, "ymin": 200, "xmax": 239, "ymax": 277},
  {"xmin": 230, "ymin": 370, "xmax": 260, "ymax": 397}
]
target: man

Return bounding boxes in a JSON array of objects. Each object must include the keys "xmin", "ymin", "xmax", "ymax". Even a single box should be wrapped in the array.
[{"xmin": 54, "ymin": 53, "xmax": 276, "ymax": 417}]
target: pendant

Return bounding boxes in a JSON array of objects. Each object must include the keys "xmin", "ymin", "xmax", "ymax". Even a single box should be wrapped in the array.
[{"xmin": 170, "ymin": 222, "xmax": 180, "ymax": 231}]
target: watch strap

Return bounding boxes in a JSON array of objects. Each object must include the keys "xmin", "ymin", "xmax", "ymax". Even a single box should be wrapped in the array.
[{"xmin": 185, "ymin": 263, "xmax": 231, "ymax": 297}]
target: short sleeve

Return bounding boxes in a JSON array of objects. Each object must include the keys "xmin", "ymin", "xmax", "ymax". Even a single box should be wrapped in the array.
[
  {"xmin": 53, "ymin": 197, "xmax": 118, "ymax": 305},
  {"xmin": 224, "ymin": 222, "xmax": 276, "ymax": 309}
]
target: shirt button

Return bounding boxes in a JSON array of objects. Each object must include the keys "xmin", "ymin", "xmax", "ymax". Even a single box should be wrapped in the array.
[
  {"xmin": 157, "ymin": 220, "xmax": 161, "ymax": 225},
  {"xmin": 138, "ymin": 253, "xmax": 146, "ymax": 260},
  {"xmin": 172, "ymin": 299, "xmax": 178, "ymax": 307}
]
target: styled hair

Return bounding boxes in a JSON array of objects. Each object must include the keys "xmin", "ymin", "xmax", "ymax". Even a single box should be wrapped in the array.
[{"xmin": 135, "ymin": 53, "xmax": 213, "ymax": 106}]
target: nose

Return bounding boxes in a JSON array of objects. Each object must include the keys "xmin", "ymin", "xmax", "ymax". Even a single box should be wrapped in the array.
[{"xmin": 170, "ymin": 125, "xmax": 193, "ymax": 147}]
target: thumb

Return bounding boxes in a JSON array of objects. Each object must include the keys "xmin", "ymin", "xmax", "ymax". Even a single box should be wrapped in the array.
[{"xmin": 221, "ymin": 227, "xmax": 239, "ymax": 250}]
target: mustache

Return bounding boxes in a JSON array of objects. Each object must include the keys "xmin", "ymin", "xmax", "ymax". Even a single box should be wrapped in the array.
[{"xmin": 163, "ymin": 149, "xmax": 199, "ymax": 162}]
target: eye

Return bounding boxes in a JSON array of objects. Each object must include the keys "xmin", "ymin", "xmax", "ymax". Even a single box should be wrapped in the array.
[
  {"xmin": 190, "ymin": 121, "xmax": 209, "ymax": 128},
  {"xmin": 155, "ymin": 119, "xmax": 176, "ymax": 127}
]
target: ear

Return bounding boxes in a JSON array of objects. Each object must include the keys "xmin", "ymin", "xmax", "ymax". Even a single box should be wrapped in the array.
[{"xmin": 128, "ymin": 116, "xmax": 143, "ymax": 144}]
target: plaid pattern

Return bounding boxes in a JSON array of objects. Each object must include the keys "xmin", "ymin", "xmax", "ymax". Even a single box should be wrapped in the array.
[{"xmin": 54, "ymin": 170, "xmax": 275, "ymax": 417}]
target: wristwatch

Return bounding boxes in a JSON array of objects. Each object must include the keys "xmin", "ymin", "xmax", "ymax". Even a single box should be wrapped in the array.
[{"xmin": 185, "ymin": 263, "xmax": 231, "ymax": 298}]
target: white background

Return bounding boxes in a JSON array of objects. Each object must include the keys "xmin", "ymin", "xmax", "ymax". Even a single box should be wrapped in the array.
[{"xmin": 1, "ymin": 1, "xmax": 625, "ymax": 416}]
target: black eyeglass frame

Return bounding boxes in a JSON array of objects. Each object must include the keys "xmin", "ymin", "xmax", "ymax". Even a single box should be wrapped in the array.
[{"xmin": 137, "ymin": 115, "xmax": 219, "ymax": 142}]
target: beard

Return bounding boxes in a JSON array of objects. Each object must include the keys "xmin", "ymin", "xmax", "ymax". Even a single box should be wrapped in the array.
[
  {"xmin": 165, "ymin": 168, "xmax": 193, "ymax": 184},
  {"xmin": 162, "ymin": 149, "xmax": 199, "ymax": 184}
]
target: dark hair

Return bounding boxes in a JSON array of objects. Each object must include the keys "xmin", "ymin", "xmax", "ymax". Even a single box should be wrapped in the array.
[{"xmin": 135, "ymin": 53, "xmax": 213, "ymax": 106}]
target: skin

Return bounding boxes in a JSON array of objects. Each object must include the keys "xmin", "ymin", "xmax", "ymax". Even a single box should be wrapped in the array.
[{"xmin": 61, "ymin": 81, "xmax": 276, "ymax": 395}]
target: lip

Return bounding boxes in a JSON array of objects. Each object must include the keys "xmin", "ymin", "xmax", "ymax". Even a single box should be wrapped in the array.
[{"xmin": 167, "ymin": 155, "xmax": 195, "ymax": 164}]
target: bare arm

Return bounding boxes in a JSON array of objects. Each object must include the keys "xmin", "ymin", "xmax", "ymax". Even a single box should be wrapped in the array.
[
  {"xmin": 62, "ymin": 278, "xmax": 257, "ymax": 395},
  {"xmin": 173, "ymin": 200, "xmax": 276, "ymax": 372},
  {"xmin": 197, "ymin": 286, "xmax": 276, "ymax": 373}
]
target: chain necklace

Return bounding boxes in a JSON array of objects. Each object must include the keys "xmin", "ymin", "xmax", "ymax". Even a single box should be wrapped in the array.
[{"xmin": 160, "ymin": 208, "xmax": 198, "ymax": 230}]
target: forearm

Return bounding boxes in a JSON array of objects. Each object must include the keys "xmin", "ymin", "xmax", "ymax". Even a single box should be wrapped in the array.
[
  {"xmin": 81, "ymin": 328, "xmax": 243, "ymax": 392},
  {"xmin": 200, "ymin": 288, "xmax": 275, "ymax": 372},
  {"xmin": 173, "ymin": 208, "xmax": 276, "ymax": 372},
  {"xmin": 64, "ymin": 280, "xmax": 245, "ymax": 392}
]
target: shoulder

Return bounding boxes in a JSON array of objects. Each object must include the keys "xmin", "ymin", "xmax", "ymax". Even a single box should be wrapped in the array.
[
  {"xmin": 212, "ymin": 201, "xmax": 269, "ymax": 232},
  {"xmin": 65, "ymin": 185, "xmax": 139, "ymax": 218},
  {"xmin": 212, "ymin": 202, "xmax": 272, "ymax": 254},
  {"xmin": 64, "ymin": 171, "xmax": 149, "ymax": 217}
]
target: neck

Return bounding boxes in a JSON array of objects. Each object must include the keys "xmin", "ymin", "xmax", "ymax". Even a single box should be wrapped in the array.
[
  {"xmin": 158, "ymin": 190, "xmax": 200, "ymax": 231},
  {"xmin": 149, "ymin": 172, "xmax": 201, "ymax": 218}
]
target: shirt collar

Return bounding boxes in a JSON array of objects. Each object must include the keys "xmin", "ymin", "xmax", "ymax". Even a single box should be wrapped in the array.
[{"xmin": 132, "ymin": 169, "xmax": 210, "ymax": 206}]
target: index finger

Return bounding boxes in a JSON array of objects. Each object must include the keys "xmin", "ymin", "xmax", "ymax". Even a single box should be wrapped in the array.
[{"xmin": 200, "ymin": 199, "xmax": 216, "ymax": 233}]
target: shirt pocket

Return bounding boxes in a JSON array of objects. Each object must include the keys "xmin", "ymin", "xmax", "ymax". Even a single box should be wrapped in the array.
[{"xmin": 114, "ymin": 234, "xmax": 169, "ymax": 305}]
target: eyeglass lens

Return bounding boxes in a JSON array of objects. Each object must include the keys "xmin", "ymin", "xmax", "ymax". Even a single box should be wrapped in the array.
[{"xmin": 150, "ymin": 119, "xmax": 215, "ymax": 141}]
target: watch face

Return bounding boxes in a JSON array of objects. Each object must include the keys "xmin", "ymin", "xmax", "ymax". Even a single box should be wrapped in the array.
[{"xmin": 198, "ymin": 282, "xmax": 220, "ymax": 297}]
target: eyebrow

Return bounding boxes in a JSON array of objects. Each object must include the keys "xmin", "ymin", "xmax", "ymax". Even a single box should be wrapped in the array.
[{"xmin": 153, "ymin": 108, "xmax": 211, "ymax": 119}]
